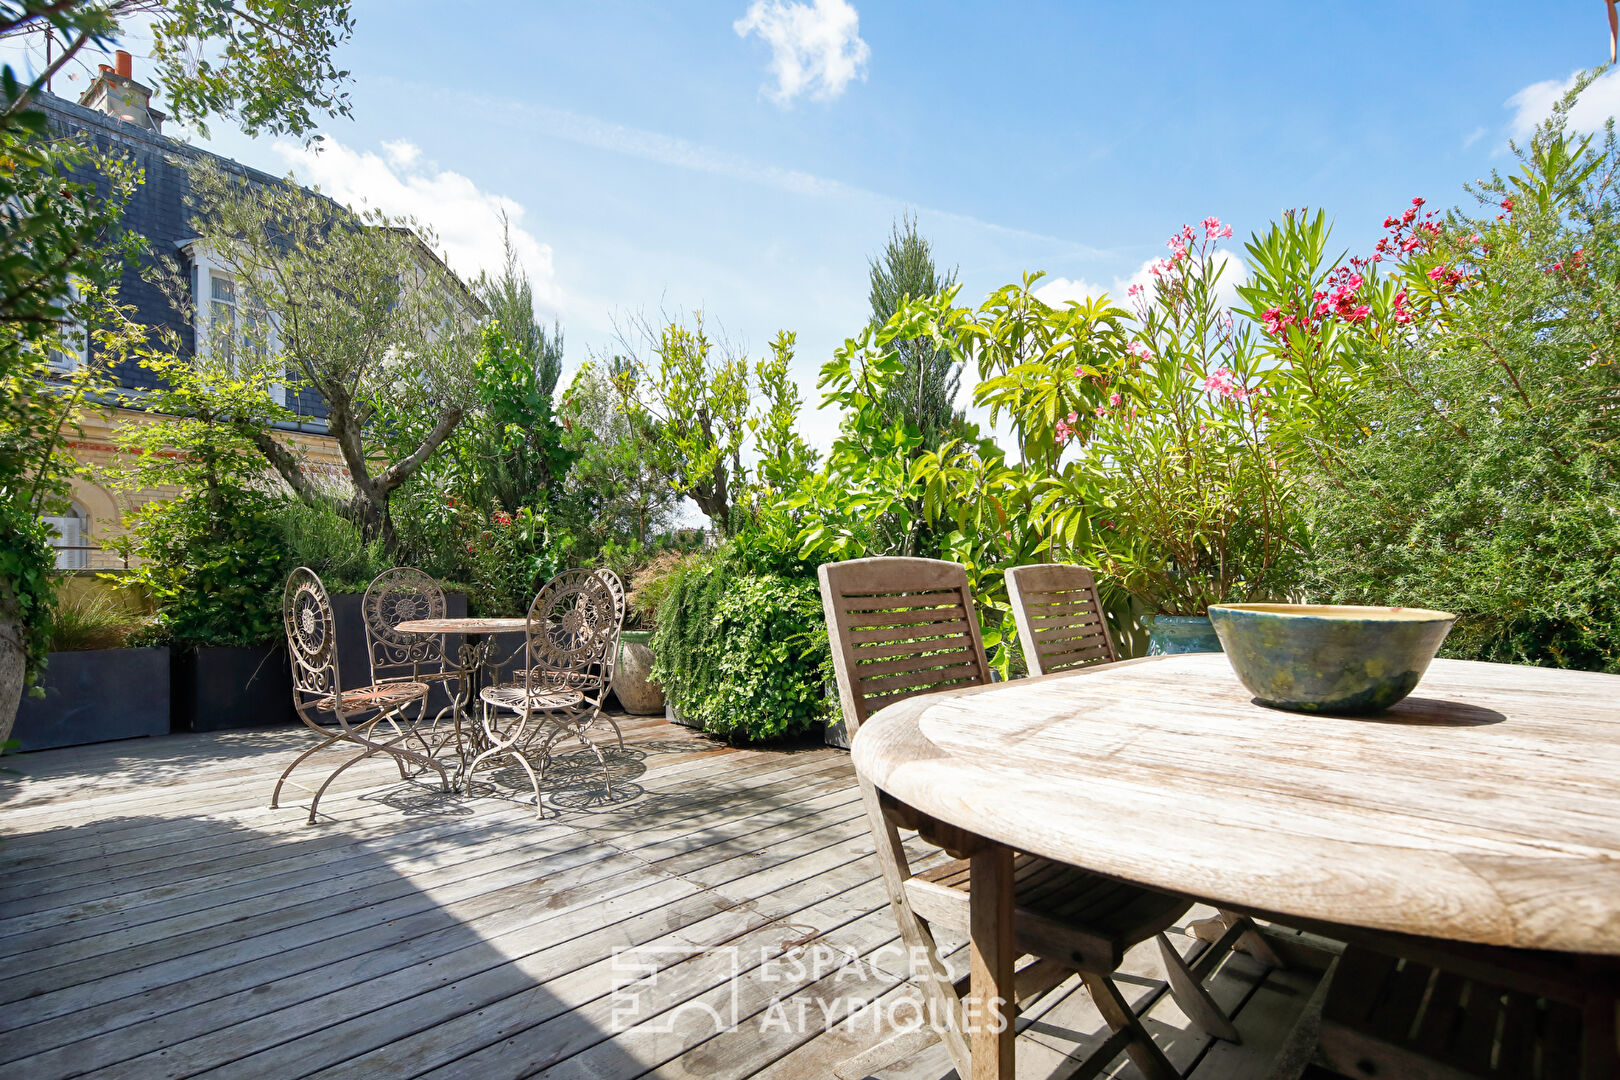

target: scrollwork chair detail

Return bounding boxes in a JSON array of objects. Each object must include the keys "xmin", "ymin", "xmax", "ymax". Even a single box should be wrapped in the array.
[
  {"xmin": 362, "ymin": 567, "xmax": 473, "ymax": 749},
  {"xmin": 468, "ymin": 568, "xmax": 626, "ymax": 816},
  {"xmin": 273, "ymin": 567, "xmax": 448, "ymax": 824}
]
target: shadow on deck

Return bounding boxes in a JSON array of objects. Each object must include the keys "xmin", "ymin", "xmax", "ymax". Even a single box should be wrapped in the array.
[{"xmin": 0, "ymin": 713, "xmax": 1323, "ymax": 1079}]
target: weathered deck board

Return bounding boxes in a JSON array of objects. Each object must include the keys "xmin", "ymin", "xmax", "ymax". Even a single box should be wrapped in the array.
[{"xmin": 0, "ymin": 715, "xmax": 1321, "ymax": 1079}]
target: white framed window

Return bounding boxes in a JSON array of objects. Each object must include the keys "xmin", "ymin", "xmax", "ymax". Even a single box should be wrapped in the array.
[
  {"xmin": 188, "ymin": 245, "xmax": 285, "ymax": 405},
  {"xmin": 43, "ymin": 502, "xmax": 89, "ymax": 570}
]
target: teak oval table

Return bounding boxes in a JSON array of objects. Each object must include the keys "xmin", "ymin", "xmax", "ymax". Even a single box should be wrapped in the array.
[{"xmin": 850, "ymin": 652, "xmax": 1620, "ymax": 1078}]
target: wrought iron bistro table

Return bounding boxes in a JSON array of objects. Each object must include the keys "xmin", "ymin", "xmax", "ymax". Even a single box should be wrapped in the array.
[
  {"xmin": 850, "ymin": 652, "xmax": 1620, "ymax": 1078},
  {"xmin": 393, "ymin": 617, "xmax": 528, "ymax": 774}
]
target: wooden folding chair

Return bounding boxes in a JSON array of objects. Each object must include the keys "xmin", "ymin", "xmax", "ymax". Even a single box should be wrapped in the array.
[
  {"xmin": 1006, "ymin": 562, "xmax": 1286, "ymax": 974},
  {"xmin": 1314, "ymin": 941, "xmax": 1617, "ymax": 1080},
  {"xmin": 821, "ymin": 556, "xmax": 1238, "ymax": 1080}
]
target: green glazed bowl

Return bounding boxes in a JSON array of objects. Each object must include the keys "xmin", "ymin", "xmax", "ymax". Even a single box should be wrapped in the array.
[{"xmin": 1207, "ymin": 603, "xmax": 1457, "ymax": 714}]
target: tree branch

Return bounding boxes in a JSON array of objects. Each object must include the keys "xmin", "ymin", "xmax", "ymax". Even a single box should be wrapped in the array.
[
  {"xmin": 377, "ymin": 404, "xmax": 464, "ymax": 493},
  {"xmin": 247, "ymin": 427, "xmax": 338, "ymax": 511}
]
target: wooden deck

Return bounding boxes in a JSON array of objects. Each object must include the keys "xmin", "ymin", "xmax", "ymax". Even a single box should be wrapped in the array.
[{"xmin": 0, "ymin": 713, "xmax": 1325, "ymax": 1079}]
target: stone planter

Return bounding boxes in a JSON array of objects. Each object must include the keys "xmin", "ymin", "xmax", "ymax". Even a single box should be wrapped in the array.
[
  {"xmin": 172, "ymin": 642, "xmax": 297, "ymax": 733},
  {"xmin": 612, "ymin": 629, "xmax": 664, "ymax": 715},
  {"xmin": 11, "ymin": 647, "xmax": 171, "ymax": 752},
  {"xmin": 1140, "ymin": 614, "xmax": 1223, "ymax": 655}
]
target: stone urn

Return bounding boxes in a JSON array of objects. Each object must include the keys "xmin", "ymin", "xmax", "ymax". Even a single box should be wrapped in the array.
[{"xmin": 612, "ymin": 629, "xmax": 665, "ymax": 715}]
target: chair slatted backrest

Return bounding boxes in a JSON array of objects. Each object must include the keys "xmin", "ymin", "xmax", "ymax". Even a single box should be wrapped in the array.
[
  {"xmin": 1005, "ymin": 563, "xmax": 1119, "ymax": 676},
  {"xmin": 819, "ymin": 557, "xmax": 991, "ymax": 736}
]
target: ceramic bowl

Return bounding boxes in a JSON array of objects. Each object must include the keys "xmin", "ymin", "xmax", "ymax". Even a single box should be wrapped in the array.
[{"xmin": 1206, "ymin": 603, "xmax": 1456, "ymax": 714}]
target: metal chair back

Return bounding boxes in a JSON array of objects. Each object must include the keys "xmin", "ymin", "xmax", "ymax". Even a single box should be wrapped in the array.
[
  {"xmin": 362, "ymin": 566, "xmax": 449, "ymax": 683},
  {"xmin": 521, "ymin": 568, "xmax": 625, "ymax": 708},
  {"xmin": 284, "ymin": 566, "xmax": 344, "ymax": 728}
]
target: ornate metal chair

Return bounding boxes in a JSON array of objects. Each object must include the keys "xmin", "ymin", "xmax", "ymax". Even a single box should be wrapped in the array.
[
  {"xmin": 273, "ymin": 567, "xmax": 449, "ymax": 824},
  {"xmin": 362, "ymin": 567, "xmax": 474, "ymax": 761},
  {"xmin": 467, "ymin": 568, "xmax": 625, "ymax": 816},
  {"xmin": 821, "ymin": 556, "xmax": 1238, "ymax": 1080}
]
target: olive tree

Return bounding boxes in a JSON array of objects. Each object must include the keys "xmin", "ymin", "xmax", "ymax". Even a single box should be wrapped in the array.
[{"xmin": 169, "ymin": 161, "xmax": 481, "ymax": 547}]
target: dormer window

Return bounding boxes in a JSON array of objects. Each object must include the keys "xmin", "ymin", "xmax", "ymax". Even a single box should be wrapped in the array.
[
  {"xmin": 209, "ymin": 271, "xmax": 237, "ymax": 364},
  {"xmin": 187, "ymin": 246, "xmax": 283, "ymax": 403},
  {"xmin": 47, "ymin": 277, "xmax": 88, "ymax": 374}
]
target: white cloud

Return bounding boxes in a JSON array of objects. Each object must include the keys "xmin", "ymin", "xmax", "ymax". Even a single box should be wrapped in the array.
[
  {"xmin": 271, "ymin": 136, "xmax": 562, "ymax": 314},
  {"xmin": 1035, "ymin": 249, "xmax": 1247, "ymax": 314},
  {"xmin": 734, "ymin": 0, "xmax": 869, "ymax": 104},
  {"xmin": 1506, "ymin": 68, "xmax": 1620, "ymax": 141},
  {"xmin": 1032, "ymin": 275, "xmax": 1109, "ymax": 307}
]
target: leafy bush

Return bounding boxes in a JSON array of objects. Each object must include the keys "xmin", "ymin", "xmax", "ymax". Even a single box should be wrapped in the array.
[
  {"xmin": 107, "ymin": 369, "xmax": 289, "ymax": 648},
  {"xmin": 650, "ymin": 547, "xmax": 830, "ymax": 742},
  {"xmin": 275, "ymin": 499, "xmax": 389, "ymax": 593},
  {"xmin": 1240, "ymin": 84, "xmax": 1620, "ymax": 671}
]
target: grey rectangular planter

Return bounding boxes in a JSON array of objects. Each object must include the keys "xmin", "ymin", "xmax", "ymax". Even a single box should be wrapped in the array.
[
  {"xmin": 172, "ymin": 590, "xmax": 470, "ymax": 734},
  {"xmin": 173, "ymin": 642, "xmax": 297, "ymax": 733},
  {"xmin": 13, "ymin": 647, "xmax": 171, "ymax": 752}
]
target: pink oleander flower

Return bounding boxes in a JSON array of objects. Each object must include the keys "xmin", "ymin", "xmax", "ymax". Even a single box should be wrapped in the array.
[
  {"xmin": 1095, "ymin": 405, "xmax": 1108, "ymax": 418},
  {"xmin": 492, "ymin": 510, "xmax": 512, "ymax": 527},
  {"xmin": 1261, "ymin": 306, "xmax": 1284, "ymax": 335},
  {"xmin": 1412, "ymin": 196, "xmax": 1425, "ymax": 207},
  {"xmin": 1393, "ymin": 290, "xmax": 1412, "ymax": 324},
  {"xmin": 1127, "ymin": 282, "xmax": 1143, "ymax": 297},
  {"xmin": 1501, "ymin": 196, "xmax": 1514, "ymax": 212},
  {"xmin": 1109, "ymin": 392, "xmax": 1122, "ymax": 406},
  {"xmin": 1427, "ymin": 264, "xmax": 1448, "ymax": 281},
  {"xmin": 1126, "ymin": 340, "xmax": 1153, "ymax": 360}
]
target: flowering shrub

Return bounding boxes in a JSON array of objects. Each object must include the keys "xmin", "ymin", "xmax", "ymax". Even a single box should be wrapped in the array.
[{"xmin": 1040, "ymin": 218, "xmax": 1305, "ymax": 614}]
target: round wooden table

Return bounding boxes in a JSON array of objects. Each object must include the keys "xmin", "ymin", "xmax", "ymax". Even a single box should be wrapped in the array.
[{"xmin": 852, "ymin": 652, "xmax": 1620, "ymax": 1075}]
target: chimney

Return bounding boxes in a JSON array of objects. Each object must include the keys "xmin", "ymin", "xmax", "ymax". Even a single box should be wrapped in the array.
[{"xmin": 77, "ymin": 52, "xmax": 165, "ymax": 134}]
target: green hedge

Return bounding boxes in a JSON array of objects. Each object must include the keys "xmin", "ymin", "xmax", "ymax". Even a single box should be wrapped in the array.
[{"xmin": 650, "ymin": 552, "xmax": 830, "ymax": 742}]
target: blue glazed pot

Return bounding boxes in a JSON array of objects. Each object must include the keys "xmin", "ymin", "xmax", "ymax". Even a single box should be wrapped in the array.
[
  {"xmin": 1141, "ymin": 614, "xmax": 1224, "ymax": 655},
  {"xmin": 1208, "ymin": 603, "xmax": 1456, "ymax": 714}
]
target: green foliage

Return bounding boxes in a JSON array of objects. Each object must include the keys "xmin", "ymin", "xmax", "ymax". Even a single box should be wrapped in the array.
[
  {"xmin": 48, "ymin": 590, "xmax": 141, "ymax": 652},
  {"xmin": 650, "ymin": 547, "xmax": 829, "ymax": 742},
  {"xmin": 0, "ymin": 104, "xmax": 142, "ymax": 695},
  {"xmin": 275, "ymin": 499, "xmax": 387, "ymax": 594},
  {"xmin": 1044, "ymin": 225, "xmax": 1305, "ymax": 615},
  {"xmin": 1273, "ymin": 85, "xmax": 1620, "ymax": 670},
  {"xmin": 613, "ymin": 314, "xmax": 751, "ymax": 533},
  {"xmin": 558, "ymin": 357, "xmax": 679, "ymax": 550},
  {"xmin": 106, "ymin": 356, "xmax": 287, "ymax": 646}
]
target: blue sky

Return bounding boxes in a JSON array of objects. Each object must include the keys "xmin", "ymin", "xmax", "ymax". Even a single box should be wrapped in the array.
[{"xmin": 10, "ymin": 1, "xmax": 1620, "ymax": 445}]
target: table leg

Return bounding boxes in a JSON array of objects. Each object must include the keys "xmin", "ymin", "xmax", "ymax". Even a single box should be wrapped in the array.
[{"xmin": 969, "ymin": 841, "xmax": 1016, "ymax": 1079}]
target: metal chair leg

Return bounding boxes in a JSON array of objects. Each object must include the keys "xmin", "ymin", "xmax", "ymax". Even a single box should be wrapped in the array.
[{"xmin": 271, "ymin": 729, "xmax": 343, "ymax": 808}]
